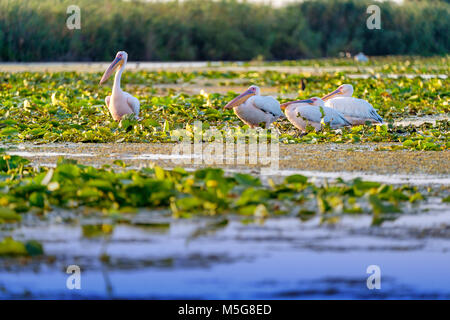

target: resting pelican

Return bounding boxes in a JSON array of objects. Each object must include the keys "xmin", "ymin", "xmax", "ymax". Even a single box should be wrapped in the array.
[
  {"xmin": 99, "ymin": 51, "xmax": 140, "ymax": 121},
  {"xmin": 322, "ymin": 84, "xmax": 383, "ymax": 124},
  {"xmin": 322, "ymin": 84, "xmax": 354, "ymax": 99},
  {"xmin": 224, "ymin": 85, "xmax": 283, "ymax": 128},
  {"xmin": 281, "ymin": 97, "xmax": 351, "ymax": 132}
]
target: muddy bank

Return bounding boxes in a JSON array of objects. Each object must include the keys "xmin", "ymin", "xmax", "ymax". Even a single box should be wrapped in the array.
[
  {"xmin": 4, "ymin": 143, "xmax": 449, "ymax": 180},
  {"xmin": 1, "ymin": 62, "xmax": 447, "ymax": 77}
]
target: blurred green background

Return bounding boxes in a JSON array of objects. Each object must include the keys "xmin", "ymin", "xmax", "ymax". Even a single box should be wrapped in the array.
[{"xmin": 0, "ymin": 0, "xmax": 448, "ymax": 62}]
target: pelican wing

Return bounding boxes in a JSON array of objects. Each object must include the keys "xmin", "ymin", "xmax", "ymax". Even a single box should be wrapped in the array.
[
  {"xmin": 296, "ymin": 105, "xmax": 350, "ymax": 127},
  {"xmin": 252, "ymin": 96, "xmax": 283, "ymax": 117},
  {"xmin": 125, "ymin": 92, "xmax": 140, "ymax": 118},
  {"xmin": 325, "ymin": 97, "xmax": 383, "ymax": 123}
]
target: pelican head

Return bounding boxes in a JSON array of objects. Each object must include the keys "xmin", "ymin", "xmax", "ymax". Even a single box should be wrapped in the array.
[
  {"xmin": 224, "ymin": 85, "xmax": 260, "ymax": 109},
  {"xmin": 280, "ymin": 97, "xmax": 324, "ymax": 110},
  {"xmin": 322, "ymin": 84, "xmax": 353, "ymax": 101},
  {"xmin": 99, "ymin": 51, "xmax": 128, "ymax": 85}
]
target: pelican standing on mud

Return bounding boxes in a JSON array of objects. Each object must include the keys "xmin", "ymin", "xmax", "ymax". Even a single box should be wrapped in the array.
[
  {"xmin": 281, "ymin": 97, "xmax": 350, "ymax": 132},
  {"xmin": 224, "ymin": 85, "xmax": 284, "ymax": 128},
  {"xmin": 99, "ymin": 51, "xmax": 140, "ymax": 121},
  {"xmin": 321, "ymin": 84, "xmax": 383, "ymax": 124}
]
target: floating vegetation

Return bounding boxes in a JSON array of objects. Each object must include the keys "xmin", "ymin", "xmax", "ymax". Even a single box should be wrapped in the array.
[
  {"xmin": 0, "ymin": 153, "xmax": 446, "ymax": 229},
  {"xmin": 0, "ymin": 237, "xmax": 43, "ymax": 257},
  {"xmin": 260, "ymin": 56, "xmax": 450, "ymax": 72},
  {"xmin": 0, "ymin": 64, "xmax": 447, "ymax": 150}
]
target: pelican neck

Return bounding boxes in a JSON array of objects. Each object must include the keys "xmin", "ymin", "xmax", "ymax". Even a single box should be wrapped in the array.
[{"xmin": 112, "ymin": 62, "xmax": 126, "ymax": 94}]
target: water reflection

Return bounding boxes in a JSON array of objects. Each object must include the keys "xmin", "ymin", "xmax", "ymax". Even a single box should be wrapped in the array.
[{"xmin": 1, "ymin": 210, "xmax": 449, "ymax": 299}]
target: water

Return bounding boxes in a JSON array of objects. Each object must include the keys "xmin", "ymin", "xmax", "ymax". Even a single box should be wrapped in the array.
[{"xmin": 1, "ymin": 207, "xmax": 449, "ymax": 299}]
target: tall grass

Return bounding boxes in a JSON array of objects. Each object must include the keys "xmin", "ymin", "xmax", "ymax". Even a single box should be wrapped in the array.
[{"xmin": 0, "ymin": 0, "xmax": 448, "ymax": 61}]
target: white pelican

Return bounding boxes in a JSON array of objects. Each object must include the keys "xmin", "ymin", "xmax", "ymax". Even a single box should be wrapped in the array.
[
  {"xmin": 281, "ymin": 97, "xmax": 351, "ymax": 132},
  {"xmin": 321, "ymin": 84, "xmax": 383, "ymax": 124},
  {"xmin": 224, "ymin": 85, "xmax": 283, "ymax": 128},
  {"xmin": 322, "ymin": 84, "xmax": 354, "ymax": 99},
  {"xmin": 99, "ymin": 51, "xmax": 140, "ymax": 121}
]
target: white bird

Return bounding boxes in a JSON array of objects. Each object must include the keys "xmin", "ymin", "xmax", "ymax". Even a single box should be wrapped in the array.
[
  {"xmin": 354, "ymin": 52, "xmax": 369, "ymax": 62},
  {"xmin": 224, "ymin": 85, "xmax": 284, "ymax": 128},
  {"xmin": 281, "ymin": 97, "xmax": 351, "ymax": 132},
  {"xmin": 99, "ymin": 51, "xmax": 140, "ymax": 121},
  {"xmin": 321, "ymin": 84, "xmax": 383, "ymax": 124},
  {"xmin": 322, "ymin": 84, "xmax": 354, "ymax": 99}
]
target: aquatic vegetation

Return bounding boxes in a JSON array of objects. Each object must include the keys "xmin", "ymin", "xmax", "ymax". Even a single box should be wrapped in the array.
[
  {"xmin": 278, "ymin": 120, "xmax": 448, "ymax": 151},
  {"xmin": 0, "ymin": 64, "xmax": 448, "ymax": 150},
  {"xmin": 0, "ymin": 154, "xmax": 445, "ymax": 228},
  {"xmin": 261, "ymin": 56, "xmax": 450, "ymax": 72},
  {"xmin": 0, "ymin": 237, "xmax": 43, "ymax": 257}
]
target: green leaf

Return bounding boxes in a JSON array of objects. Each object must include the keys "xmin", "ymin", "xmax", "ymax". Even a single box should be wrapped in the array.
[
  {"xmin": 234, "ymin": 173, "xmax": 261, "ymax": 186},
  {"xmin": 285, "ymin": 174, "xmax": 308, "ymax": 184},
  {"xmin": 113, "ymin": 160, "xmax": 127, "ymax": 168},
  {"xmin": 0, "ymin": 127, "xmax": 19, "ymax": 136},
  {"xmin": 0, "ymin": 237, "xmax": 28, "ymax": 256},
  {"xmin": 29, "ymin": 192, "xmax": 45, "ymax": 208},
  {"xmin": 25, "ymin": 240, "xmax": 44, "ymax": 256},
  {"xmin": 0, "ymin": 208, "xmax": 22, "ymax": 222},
  {"xmin": 154, "ymin": 166, "xmax": 165, "ymax": 180},
  {"xmin": 369, "ymin": 195, "xmax": 401, "ymax": 214},
  {"xmin": 55, "ymin": 164, "xmax": 81, "ymax": 179}
]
